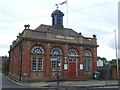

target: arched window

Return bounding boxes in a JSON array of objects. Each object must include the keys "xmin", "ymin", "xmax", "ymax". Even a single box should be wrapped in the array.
[
  {"xmin": 31, "ymin": 46, "xmax": 44, "ymax": 71},
  {"xmin": 68, "ymin": 49, "xmax": 79, "ymax": 57},
  {"xmin": 83, "ymin": 50, "xmax": 92, "ymax": 56},
  {"xmin": 51, "ymin": 48, "xmax": 62, "ymax": 71},
  {"xmin": 51, "ymin": 48, "xmax": 62, "ymax": 55},
  {"xmin": 31, "ymin": 46, "xmax": 44, "ymax": 54}
]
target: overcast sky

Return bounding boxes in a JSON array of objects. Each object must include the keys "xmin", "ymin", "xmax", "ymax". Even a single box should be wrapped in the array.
[{"xmin": 0, "ymin": 0, "xmax": 119, "ymax": 60}]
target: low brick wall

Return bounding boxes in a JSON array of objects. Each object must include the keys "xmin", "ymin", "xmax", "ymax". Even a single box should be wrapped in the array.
[{"xmin": 111, "ymin": 67, "xmax": 120, "ymax": 80}]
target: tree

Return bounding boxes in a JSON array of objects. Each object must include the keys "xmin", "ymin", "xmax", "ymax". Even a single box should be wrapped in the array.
[
  {"xmin": 109, "ymin": 59, "xmax": 120, "ymax": 68},
  {"xmin": 2, "ymin": 60, "xmax": 9, "ymax": 75},
  {"xmin": 97, "ymin": 56, "xmax": 108, "ymax": 65},
  {"xmin": 97, "ymin": 56, "xmax": 107, "ymax": 61}
]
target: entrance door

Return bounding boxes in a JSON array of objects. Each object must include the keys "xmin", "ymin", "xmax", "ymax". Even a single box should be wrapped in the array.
[{"xmin": 69, "ymin": 59, "xmax": 76, "ymax": 77}]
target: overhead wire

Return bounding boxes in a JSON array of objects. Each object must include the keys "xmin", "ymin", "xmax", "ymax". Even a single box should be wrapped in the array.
[
  {"xmin": 0, "ymin": 1, "xmax": 117, "ymax": 22},
  {"xmin": 0, "ymin": 15, "xmax": 49, "ymax": 22}
]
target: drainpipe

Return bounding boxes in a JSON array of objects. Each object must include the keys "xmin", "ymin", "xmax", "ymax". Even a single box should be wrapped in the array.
[{"xmin": 19, "ymin": 44, "xmax": 23, "ymax": 81}]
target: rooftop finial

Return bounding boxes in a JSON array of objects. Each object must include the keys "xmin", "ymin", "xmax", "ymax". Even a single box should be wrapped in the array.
[{"xmin": 24, "ymin": 24, "xmax": 30, "ymax": 29}]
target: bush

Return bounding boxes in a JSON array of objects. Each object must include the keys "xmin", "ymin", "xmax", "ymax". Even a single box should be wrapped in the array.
[{"xmin": 111, "ymin": 64, "xmax": 120, "ymax": 68}]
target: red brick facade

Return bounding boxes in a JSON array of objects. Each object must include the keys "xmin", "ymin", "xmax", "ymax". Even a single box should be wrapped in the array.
[{"xmin": 9, "ymin": 37, "xmax": 98, "ymax": 81}]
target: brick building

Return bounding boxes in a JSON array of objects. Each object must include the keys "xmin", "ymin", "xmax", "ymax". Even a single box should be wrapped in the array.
[{"xmin": 8, "ymin": 9, "xmax": 98, "ymax": 81}]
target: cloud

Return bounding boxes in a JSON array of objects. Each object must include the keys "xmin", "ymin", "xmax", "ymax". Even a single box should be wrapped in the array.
[
  {"xmin": 0, "ymin": 0, "xmax": 118, "ymax": 60},
  {"xmin": 97, "ymin": 43, "xmax": 116, "ymax": 60},
  {"xmin": 107, "ymin": 36, "xmax": 116, "ymax": 49},
  {"xmin": 0, "ymin": 44, "xmax": 9, "ymax": 49}
]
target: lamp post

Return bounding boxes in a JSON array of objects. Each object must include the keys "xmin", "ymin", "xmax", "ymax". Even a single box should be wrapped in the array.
[
  {"xmin": 57, "ymin": 60, "xmax": 59, "ymax": 85},
  {"xmin": 57, "ymin": 56, "xmax": 60, "ymax": 85},
  {"xmin": 114, "ymin": 30, "xmax": 120, "ymax": 89}
]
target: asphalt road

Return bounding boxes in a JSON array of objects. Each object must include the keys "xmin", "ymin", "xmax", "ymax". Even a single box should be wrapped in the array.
[
  {"xmin": 2, "ymin": 74, "xmax": 30, "ymax": 88},
  {"xmin": 1, "ymin": 74, "xmax": 119, "ymax": 90}
]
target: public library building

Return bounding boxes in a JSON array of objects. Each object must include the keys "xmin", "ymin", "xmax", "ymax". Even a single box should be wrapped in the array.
[{"xmin": 9, "ymin": 9, "xmax": 98, "ymax": 81}]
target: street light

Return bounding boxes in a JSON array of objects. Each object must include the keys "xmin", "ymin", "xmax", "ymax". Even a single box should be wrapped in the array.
[
  {"xmin": 114, "ymin": 30, "xmax": 120, "ymax": 89},
  {"xmin": 57, "ymin": 56, "xmax": 60, "ymax": 85}
]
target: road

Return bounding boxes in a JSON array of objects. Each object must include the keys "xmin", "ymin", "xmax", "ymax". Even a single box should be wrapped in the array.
[
  {"xmin": 1, "ymin": 74, "xmax": 30, "ymax": 89},
  {"xmin": 1, "ymin": 73, "xmax": 119, "ymax": 90}
]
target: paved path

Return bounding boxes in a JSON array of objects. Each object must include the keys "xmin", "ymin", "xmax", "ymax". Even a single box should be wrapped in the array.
[{"xmin": 23, "ymin": 80, "xmax": 118, "ymax": 88}]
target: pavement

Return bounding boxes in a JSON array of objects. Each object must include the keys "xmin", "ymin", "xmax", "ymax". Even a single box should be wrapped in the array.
[
  {"xmin": 2, "ymin": 73, "xmax": 119, "ymax": 88},
  {"xmin": 2, "ymin": 74, "xmax": 120, "ymax": 90},
  {"xmin": 22, "ymin": 80, "xmax": 119, "ymax": 88}
]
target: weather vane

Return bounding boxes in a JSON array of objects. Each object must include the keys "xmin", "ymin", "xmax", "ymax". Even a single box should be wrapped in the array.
[
  {"xmin": 55, "ymin": 0, "xmax": 67, "ymax": 10},
  {"xmin": 55, "ymin": 4, "xmax": 59, "ymax": 10}
]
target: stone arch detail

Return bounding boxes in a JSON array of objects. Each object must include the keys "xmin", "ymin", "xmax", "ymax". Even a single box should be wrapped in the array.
[
  {"xmin": 51, "ymin": 47, "xmax": 62, "ymax": 55},
  {"xmin": 31, "ymin": 45, "xmax": 44, "ymax": 54},
  {"xmin": 68, "ymin": 49, "xmax": 79, "ymax": 57},
  {"xmin": 83, "ymin": 50, "xmax": 92, "ymax": 56}
]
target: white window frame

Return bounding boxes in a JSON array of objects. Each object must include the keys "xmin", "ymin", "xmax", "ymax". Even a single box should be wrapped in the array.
[
  {"xmin": 51, "ymin": 60, "xmax": 61, "ymax": 71},
  {"xmin": 51, "ymin": 47, "xmax": 62, "ymax": 71},
  {"xmin": 31, "ymin": 46, "xmax": 44, "ymax": 54},
  {"xmin": 51, "ymin": 48, "xmax": 62, "ymax": 55},
  {"xmin": 83, "ymin": 60, "xmax": 92, "ymax": 71},
  {"xmin": 31, "ymin": 57, "xmax": 43, "ymax": 71},
  {"xmin": 57, "ymin": 61, "xmax": 61, "ymax": 71},
  {"xmin": 51, "ymin": 61, "xmax": 56, "ymax": 71},
  {"xmin": 83, "ymin": 50, "xmax": 92, "ymax": 56},
  {"xmin": 37, "ymin": 58, "xmax": 43, "ymax": 71},
  {"xmin": 69, "ymin": 59, "xmax": 77, "ymax": 62},
  {"xmin": 68, "ymin": 49, "xmax": 79, "ymax": 57},
  {"xmin": 31, "ymin": 58, "xmax": 37, "ymax": 71}
]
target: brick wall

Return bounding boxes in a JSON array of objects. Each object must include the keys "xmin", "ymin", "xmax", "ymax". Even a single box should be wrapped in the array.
[
  {"xmin": 9, "ymin": 39, "xmax": 97, "ymax": 81},
  {"xmin": 111, "ymin": 67, "xmax": 120, "ymax": 80}
]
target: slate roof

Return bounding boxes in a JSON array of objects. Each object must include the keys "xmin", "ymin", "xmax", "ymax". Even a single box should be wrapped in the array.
[{"xmin": 35, "ymin": 24, "xmax": 81, "ymax": 37}]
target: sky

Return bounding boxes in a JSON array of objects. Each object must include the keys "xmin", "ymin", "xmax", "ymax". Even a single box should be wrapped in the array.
[{"xmin": 0, "ymin": 0, "xmax": 119, "ymax": 60}]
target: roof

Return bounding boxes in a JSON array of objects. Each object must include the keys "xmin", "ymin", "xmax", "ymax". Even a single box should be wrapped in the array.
[{"xmin": 35, "ymin": 24, "xmax": 81, "ymax": 37}]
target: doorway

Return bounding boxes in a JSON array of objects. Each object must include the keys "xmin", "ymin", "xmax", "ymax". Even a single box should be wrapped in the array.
[{"xmin": 69, "ymin": 59, "xmax": 76, "ymax": 77}]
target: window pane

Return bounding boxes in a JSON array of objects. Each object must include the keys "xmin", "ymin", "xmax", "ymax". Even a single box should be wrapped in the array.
[
  {"xmin": 87, "ymin": 60, "xmax": 91, "ymax": 71},
  {"xmin": 57, "ymin": 61, "xmax": 61, "ymax": 71},
  {"xmin": 83, "ymin": 60, "xmax": 87, "ymax": 71},
  {"xmin": 38, "ymin": 58, "xmax": 43, "ymax": 71},
  {"xmin": 31, "ymin": 58, "xmax": 37, "ymax": 71},
  {"xmin": 51, "ymin": 61, "xmax": 56, "ymax": 71},
  {"xmin": 83, "ymin": 60, "xmax": 91, "ymax": 71}
]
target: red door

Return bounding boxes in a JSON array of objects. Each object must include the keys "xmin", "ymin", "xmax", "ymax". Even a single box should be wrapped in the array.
[{"xmin": 69, "ymin": 62, "xmax": 76, "ymax": 77}]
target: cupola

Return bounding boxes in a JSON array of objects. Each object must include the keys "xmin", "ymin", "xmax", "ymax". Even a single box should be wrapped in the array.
[{"xmin": 51, "ymin": 9, "xmax": 64, "ymax": 28}]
